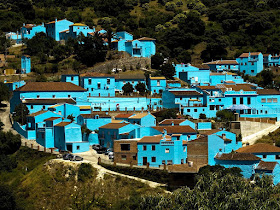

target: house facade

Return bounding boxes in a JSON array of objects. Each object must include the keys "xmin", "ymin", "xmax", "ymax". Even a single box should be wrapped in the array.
[{"xmin": 45, "ymin": 19, "xmax": 74, "ymax": 41}]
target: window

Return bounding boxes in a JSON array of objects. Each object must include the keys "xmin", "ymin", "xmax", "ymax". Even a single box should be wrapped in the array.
[
  {"xmin": 68, "ymin": 95, "xmax": 71, "ymax": 98},
  {"xmin": 37, "ymin": 95, "xmax": 40, "ymax": 98},
  {"xmin": 240, "ymin": 97, "xmax": 243, "ymax": 104},
  {"xmin": 210, "ymin": 105, "xmax": 215, "ymax": 110},
  {"xmin": 43, "ymin": 105, "xmax": 45, "ymax": 109},
  {"xmin": 165, "ymin": 148, "xmax": 170, "ymax": 153},
  {"xmin": 157, "ymin": 80, "xmax": 160, "ymax": 86},
  {"xmin": 261, "ymin": 98, "xmax": 266, "ymax": 103},
  {"xmin": 152, "ymin": 157, "xmax": 156, "ymax": 162},
  {"xmin": 276, "ymin": 155, "xmax": 280, "ymax": 159},
  {"xmin": 273, "ymin": 98, "xmax": 278, "ymax": 103},
  {"xmin": 194, "ymin": 109, "xmax": 197, "ymax": 112},
  {"xmin": 31, "ymin": 105, "xmax": 33, "ymax": 109},
  {"xmin": 267, "ymin": 98, "xmax": 272, "ymax": 103},
  {"xmin": 133, "ymin": 156, "xmax": 136, "ymax": 160},
  {"xmin": 233, "ymin": 98, "xmax": 236, "ymax": 104},
  {"xmin": 167, "ymin": 160, "xmax": 173, "ymax": 165},
  {"xmin": 107, "ymin": 78, "xmax": 110, "ymax": 85},
  {"xmin": 152, "ymin": 145, "xmax": 156, "ymax": 151},
  {"xmin": 121, "ymin": 155, "xmax": 127, "ymax": 160},
  {"xmin": 88, "ymin": 79, "xmax": 92, "ymax": 85},
  {"xmin": 247, "ymin": 97, "xmax": 251, "ymax": 104},
  {"xmin": 71, "ymin": 76, "xmax": 74, "ymax": 81},
  {"xmin": 143, "ymin": 145, "xmax": 147, "ymax": 151},
  {"xmin": 180, "ymin": 97, "xmax": 182, "ymax": 100},
  {"xmin": 98, "ymin": 83, "xmax": 101, "ymax": 89},
  {"xmin": 77, "ymin": 146, "xmax": 80, "ymax": 150},
  {"xmin": 184, "ymin": 147, "xmax": 186, "ymax": 152},
  {"xmin": 121, "ymin": 144, "xmax": 130, "ymax": 151},
  {"xmin": 187, "ymin": 109, "xmax": 190, "ymax": 112},
  {"xmin": 263, "ymin": 155, "xmax": 267, "ymax": 159},
  {"xmin": 219, "ymin": 99, "xmax": 221, "ymax": 102},
  {"xmin": 162, "ymin": 160, "xmax": 166, "ymax": 164},
  {"xmin": 181, "ymin": 159, "xmax": 184, "ymax": 164},
  {"xmin": 251, "ymin": 70, "xmax": 254, "ymax": 73}
]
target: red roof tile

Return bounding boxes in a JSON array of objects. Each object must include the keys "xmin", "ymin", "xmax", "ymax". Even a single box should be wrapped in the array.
[
  {"xmin": 152, "ymin": 126, "xmax": 197, "ymax": 134},
  {"xmin": 80, "ymin": 72, "xmax": 114, "ymax": 78},
  {"xmin": 44, "ymin": 117, "xmax": 61, "ymax": 121},
  {"xmin": 257, "ymin": 89, "xmax": 280, "ymax": 95},
  {"xmin": 256, "ymin": 161, "xmax": 277, "ymax": 171},
  {"xmin": 115, "ymin": 113, "xmax": 134, "ymax": 119},
  {"xmin": 55, "ymin": 122, "xmax": 72, "ymax": 127},
  {"xmin": 215, "ymin": 153, "xmax": 261, "ymax": 161},
  {"xmin": 16, "ymin": 82, "xmax": 86, "ymax": 92},
  {"xmin": 236, "ymin": 143, "xmax": 280, "ymax": 153},
  {"xmin": 138, "ymin": 135, "xmax": 162, "ymax": 143}
]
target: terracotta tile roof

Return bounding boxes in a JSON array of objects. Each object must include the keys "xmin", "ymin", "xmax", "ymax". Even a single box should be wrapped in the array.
[
  {"xmin": 159, "ymin": 119, "xmax": 186, "ymax": 126},
  {"xmin": 205, "ymin": 60, "xmax": 238, "ymax": 65},
  {"xmin": 169, "ymin": 90, "xmax": 203, "ymax": 96},
  {"xmin": 99, "ymin": 123, "xmax": 128, "ymax": 129},
  {"xmin": 239, "ymin": 52, "xmax": 261, "ymax": 58},
  {"xmin": 23, "ymin": 24, "xmax": 35, "ymax": 29},
  {"xmin": 44, "ymin": 117, "xmax": 61, "ymax": 121},
  {"xmin": 15, "ymin": 82, "xmax": 86, "ymax": 92},
  {"xmin": 236, "ymin": 143, "xmax": 280, "ymax": 153},
  {"xmin": 217, "ymin": 135, "xmax": 232, "ymax": 142},
  {"xmin": 28, "ymin": 110, "xmax": 48, "ymax": 117},
  {"xmin": 204, "ymin": 129, "xmax": 221, "ymax": 135},
  {"xmin": 23, "ymin": 98, "xmax": 76, "ymax": 104},
  {"xmin": 138, "ymin": 135, "xmax": 162, "ymax": 143},
  {"xmin": 196, "ymin": 86, "xmax": 220, "ymax": 90},
  {"xmin": 80, "ymin": 113, "xmax": 111, "ymax": 119},
  {"xmin": 224, "ymin": 81, "xmax": 235, "ymax": 84},
  {"xmin": 182, "ymin": 140, "xmax": 188, "ymax": 145},
  {"xmin": 137, "ymin": 37, "xmax": 156, "ymax": 41},
  {"xmin": 115, "ymin": 113, "xmax": 134, "ymax": 119},
  {"xmin": 111, "ymin": 120, "xmax": 123, "ymax": 123},
  {"xmin": 166, "ymin": 80, "xmax": 180, "ymax": 84},
  {"xmin": 256, "ymin": 161, "xmax": 277, "ymax": 171},
  {"xmin": 55, "ymin": 122, "xmax": 72, "ymax": 127},
  {"xmin": 70, "ymin": 23, "xmax": 86, "ymax": 26},
  {"xmin": 263, "ymin": 54, "xmax": 271, "ymax": 57},
  {"xmin": 257, "ymin": 89, "xmax": 280, "ymax": 95},
  {"xmin": 80, "ymin": 72, "xmax": 114, "ymax": 78},
  {"xmin": 215, "ymin": 153, "xmax": 261, "ymax": 161},
  {"xmin": 217, "ymin": 84, "xmax": 256, "ymax": 92},
  {"xmin": 129, "ymin": 113, "xmax": 155, "ymax": 119},
  {"xmin": 192, "ymin": 64, "xmax": 210, "ymax": 69},
  {"xmin": 152, "ymin": 126, "xmax": 197, "ymax": 134},
  {"xmin": 115, "ymin": 74, "xmax": 146, "ymax": 80}
]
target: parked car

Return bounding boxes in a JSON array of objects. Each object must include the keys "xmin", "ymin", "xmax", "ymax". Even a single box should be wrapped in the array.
[
  {"xmin": 105, "ymin": 148, "xmax": 113, "ymax": 155},
  {"xmin": 92, "ymin": 144, "xmax": 101, "ymax": 150},
  {"xmin": 111, "ymin": 68, "xmax": 122, "ymax": 73},
  {"xmin": 108, "ymin": 151, "xmax": 114, "ymax": 160},
  {"xmin": 63, "ymin": 153, "xmax": 74, "ymax": 160},
  {"xmin": 70, "ymin": 155, "xmax": 83, "ymax": 161},
  {"xmin": 96, "ymin": 146, "xmax": 107, "ymax": 154}
]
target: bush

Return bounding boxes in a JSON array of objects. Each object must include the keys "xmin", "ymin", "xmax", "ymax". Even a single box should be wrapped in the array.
[
  {"xmin": 199, "ymin": 113, "xmax": 206, "ymax": 119},
  {"xmin": 0, "ymin": 154, "xmax": 17, "ymax": 171},
  {"xmin": 78, "ymin": 163, "xmax": 95, "ymax": 182},
  {"xmin": 99, "ymin": 162, "xmax": 169, "ymax": 183},
  {"xmin": 0, "ymin": 184, "xmax": 16, "ymax": 210},
  {"xmin": 216, "ymin": 110, "xmax": 234, "ymax": 122}
]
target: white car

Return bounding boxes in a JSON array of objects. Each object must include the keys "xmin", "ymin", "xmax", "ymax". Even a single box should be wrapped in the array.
[
  {"xmin": 108, "ymin": 151, "xmax": 114, "ymax": 160},
  {"xmin": 111, "ymin": 68, "xmax": 122, "ymax": 73}
]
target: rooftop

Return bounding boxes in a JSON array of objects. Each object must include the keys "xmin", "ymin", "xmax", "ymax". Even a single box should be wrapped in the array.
[
  {"xmin": 149, "ymin": 76, "xmax": 166, "ymax": 80},
  {"xmin": 236, "ymin": 143, "xmax": 280, "ymax": 154},
  {"xmin": 152, "ymin": 125, "xmax": 197, "ymax": 134},
  {"xmin": 129, "ymin": 113, "xmax": 154, "ymax": 119},
  {"xmin": 256, "ymin": 161, "xmax": 277, "ymax": 171},
  {"xmin": 115, "ymin": 74, "xmax": 146, "ymax": 80},
  {"xmin": 192, "ymin": 64, "xmax": 210, "ymax": 69},
  {"xmin": 137, "ymin": 37, "xmax": 156, "ymax": 41},
  {"xmin": 257, "ymin": 89, "xmax": 280, "ymax": 95},
  {"xmin": 44, "ymin": 117, "xmax": 61, "ymax": 121},
  {"xmin": 70, "ymin": 23, "xmax": 86, "ymax": 26},
  {"xmin": 159, "ymin": 119, "xmax": 187, "ymax": 126},
  {"xmin": 138, "ymin": 135, "xmax": 163, "ymax": 143},
  {"xmin": 80, "ymin": 113, "xmax": 111, "ymax": 119},
  {"xmin": 196, "ymin": 86, "xmax": 220, "ymax": 90},
  {"xmin": 169, "ymin": 90, "xmax": 203, "ymax": 96},
  {"xmin": 215, "ymin": 153, "xmax": 261, "ymax": 161},
  {"xmin": 55, "ymin": 122, "xmax": 72, "ymax": 127},
  {"xmin": 239, "ymin": 52, "xmax": 261, "ymax": 58},
  {"xmin": 99, "ymin": 123, "xmax": 128, "ymax": 129},
  {"xmin": 16, "ymin": 82, "xmax": 86, "ymax": 92},
  {"xmin": 205, "ymin": 60, "xmax": 238, "ymax": 65},
  {"xmin": 115, "ymin": 113, "xmax": 135, "ymax": 119},
  {"xmin": 28, "ymin": 110, "xmax": 48, "ymax": 117}
]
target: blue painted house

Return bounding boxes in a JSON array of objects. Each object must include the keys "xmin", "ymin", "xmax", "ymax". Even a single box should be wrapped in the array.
[
  {"xmin": 174, "ymin": 63, "xmax": 210, "ymax": 85},
  {"xmin": 36, "ymin": 116, "xmax": 63, "ymax": 148},
  {"xmin": 209, "ymin": 72, "xmax": 245, "ymax": 86},
  {"xmin": 98, "ymin": 122, "xmax": 140, "ymax": 148},
  {"xmin": 77, "ymin": 112, "xmax": 112, "ymax": 131},
  {"xmin": 137, "ymin": 133, "xmax": 187, "ymax": 167},
  {"xmin": 59, "ymin": 23, "xmax": 95, "ymax": 40},
  {"xmin": 21, "ymin": 55, "xmax": 31, "ymax": 74},
  {"xmin": 152, "ymin": 125, "xmax": 197, "ymax": 141},
  {"xmin": 115, "ymin": 74, "xmax": 146, "ymax": 93},
  {"xmin": 4, "ymin": 81, "xmax": 25, "ymax": 91},
  {"xmin": 236, "ymin": 52, "xmax": 264, "ymax": 76},
  {"xmin": 10, "ymin": 82, "xmax": 86, "ymax": 113},
  {"xmin": 45, "ymin": 19, "xmax": 74, "ymax": 41},
  {"xmin": 254, "ymin": 161, "xmax": 280, "ymax": 185},
  {"xmin": 80, "ymin": 72, "xmax": 115, "ymax": 97},
  {"xmin": 127, "ymin": 112, "xmax": 156, "ymax": 127},
  {"xmin": 61, "ymin": 74, "xmax": 80, "ymax": 86},
  {"xmin": 54, "ymin": 121, "xmax": 89, "ymax": 153},
  {"xmin": 5, "ymin": 32, "xmax": 22, "ymax": 43},
  {"xmin": 112, "ymin": 31, "xmax": 133, "ymax": 52},
  {"xmin": 48, "ymin": 103, "xmax": 81, "ymax": 120},
  {"xmin": 20, "ymin": 23, "xmax": 46, "ymax": 39},
  {"xmin": 147, "ymin": 76, "xmax": 166, "ymax": 95},
  {"xmin": 204, "ymin": 60, "xmax": 239, "ymax": 72}
]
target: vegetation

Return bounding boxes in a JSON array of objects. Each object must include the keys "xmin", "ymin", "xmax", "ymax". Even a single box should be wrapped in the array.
[
  {"xmin": 199, "ymin": 113, "xmax": 206, "ymax": 119},
  {"xmin": 13, "ymin": 104, "xmax": 29, "ymax": 125},
  {"xmin": 153, "ymin": 108, "xmax": 178, "ymax": 122},
  {"xmin": 216, "ymin": 110, "xmax": 235, "ymax": 122},
  {"xmin": 159, "ymin": 63, "xmax": 175, "ymax": 79},
  {"xmin": 122, "ymin": 82, "xmax": 134, "ymax": 94},
  {"xmin": 99, "ymin": 162, "xmax": 169, "ymax": 184},
  {"xmin": 135, "ymin": 82, "xmax": 147, "ymax": 95},
  {"xmin": 255, "ymin": 127, "xmax": 280, "ymax": 146},
  {"xmin": 77, "ymin": 163, "xmax": 95, "ymax": 182},
  {"xmin": 0, "ymin": 82, "xmax": 11, "ymax": 105}
]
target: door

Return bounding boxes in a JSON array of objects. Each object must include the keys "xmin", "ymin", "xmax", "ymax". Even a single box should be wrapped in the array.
[
  {"xmin": 67, "ymin": 144, "xmax": 72, "ymax": 152},
  {"xmin": 143, "ymin": 157, "xmax": 147, "ymax": 165}
]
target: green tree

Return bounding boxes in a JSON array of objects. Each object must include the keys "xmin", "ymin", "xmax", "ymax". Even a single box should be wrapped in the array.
[
  {"xmin": 67, "ymin": 114, "xmax": 75, "ymax": 122},
  {"xmin": 216, "ymin": 110, "xmax": 234, "ymax": 122},
  {"xmin": 0, "ymin": 184, "xmax": 17, "ymax": 210},
  {"xmin": 122, "ymin": 82, "xmax": 134, "ymax": 95},
  {"xmin": 13, "ymin": 104, "xmax": 29, "ymax": 125},
  {"xmin": 0, "ymin": 131, "xmax": 21, "ymax": 155},
  {"xmin": 151, "ymin": 53, "xmax": 164, "ymax": 69},
  {"xmin": 0, "ymin": 82, "xmax": 11, "ymax": 105},
  {"xmin": 135, "ymin": 82, "xmax": 147, "ymax": 95},
  {"xmin": 78, "ymin": 163, "xmax": 94, "ymax": 182},
  {"xmin": 159, "ymin": 63, "xmax": 175, "ymax": 79},
  {"xmin": 199, "ymin": 113, "xmax": 206, "ymax": 119}
]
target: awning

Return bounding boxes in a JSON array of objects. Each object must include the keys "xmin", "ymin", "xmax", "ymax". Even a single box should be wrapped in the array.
[{"xmin": 226, "ymin": 104, "xmax": 251, "ymax": 110}]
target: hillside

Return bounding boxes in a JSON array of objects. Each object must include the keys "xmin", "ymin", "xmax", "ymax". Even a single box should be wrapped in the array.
[
  {"xmin": 0, "ymin": 147, "xmax": 164, "ymax": 209},
  {"xmin": 2, "ymin": 0, "xmax": 280, "ymax": 64}
]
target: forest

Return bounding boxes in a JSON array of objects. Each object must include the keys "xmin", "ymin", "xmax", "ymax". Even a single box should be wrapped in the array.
[{"xmin": 2, "ymin": 0, "xmax": 280, "ymax": 64}]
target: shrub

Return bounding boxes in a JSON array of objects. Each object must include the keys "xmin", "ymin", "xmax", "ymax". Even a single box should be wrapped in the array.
[
  {"xmin": 199, "ymin": 113, "xmax": 206, "ymax": 119},
  {"xmin": 78, "ymin": 163, "xmax": 95, "ymax": 182}
]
